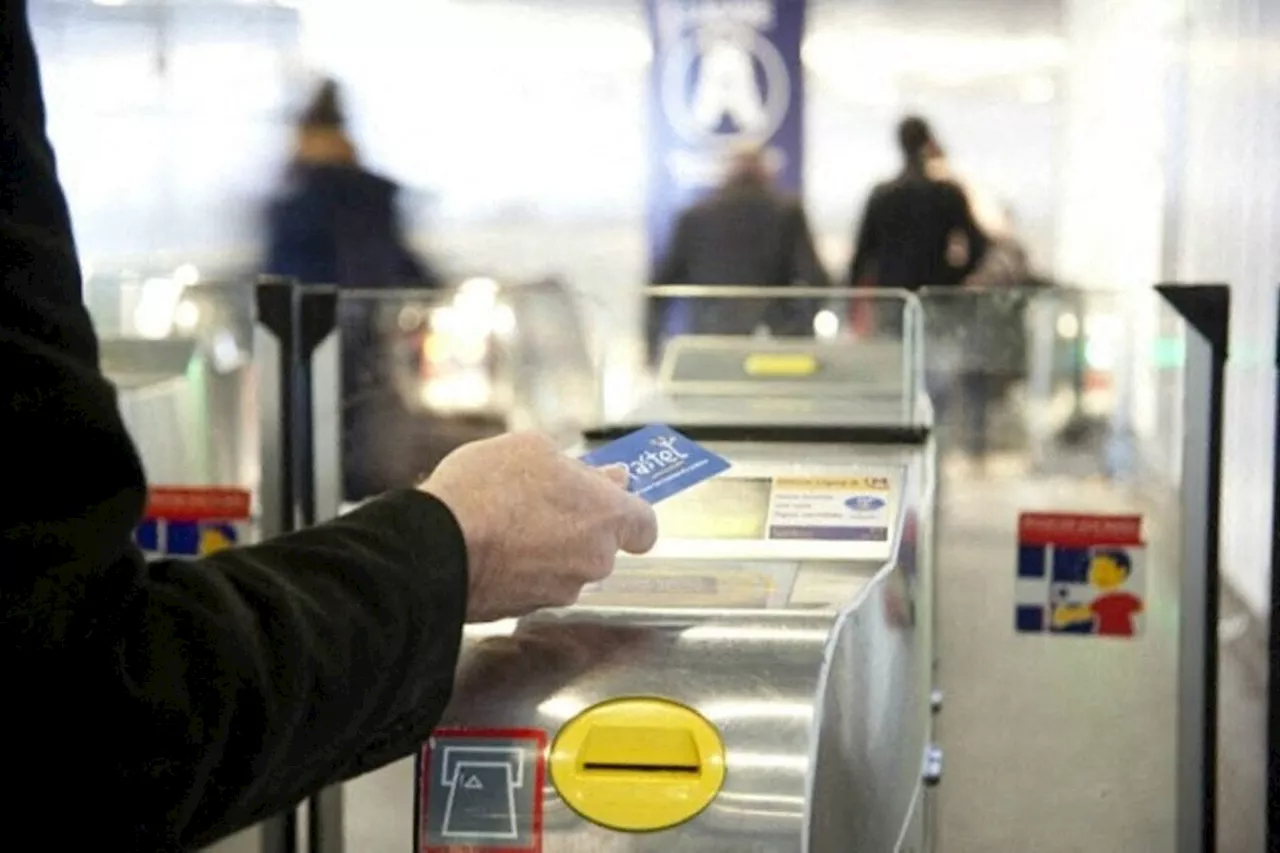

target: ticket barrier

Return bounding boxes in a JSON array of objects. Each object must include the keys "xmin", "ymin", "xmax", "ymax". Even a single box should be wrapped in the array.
[{"xmin": 417, "ymin": 333, "xmax": 937, "ymax": 853}]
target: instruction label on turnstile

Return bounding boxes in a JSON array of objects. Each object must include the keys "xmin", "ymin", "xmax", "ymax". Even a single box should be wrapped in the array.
[
  {"xmin": 1015, "ymin": 513, "xmax": 1146, "ymax": 638},
  {"xmin": 134, "ymin": 487, "xmax": 252, "ymax": 559},
  {"xmin": 420, "ymin": 728, "xmax": 546, "ymax": 853},
  {"xmin": 766, "ymin": 476, "xmax": 893, "ymax": 542}
]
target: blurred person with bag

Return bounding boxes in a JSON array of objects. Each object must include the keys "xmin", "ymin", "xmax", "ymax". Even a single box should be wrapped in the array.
[
  {"xmin": 920, "ymin": 158, "xmax": 1052, "ymax": 470},
  {"xmin": 263, "ymin": 78, "xmax": 443, "ymax": 501},
  {"xmin": 847, "ymin": 116, "xmax": 989, "ymax": 294},
  {"xmin": 848, "ymin": 116, "xmax": 1000, "ymax": 465}
]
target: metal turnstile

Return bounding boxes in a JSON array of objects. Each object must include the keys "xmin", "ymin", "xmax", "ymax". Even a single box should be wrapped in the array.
[{"xmin": 416, "ymin": 312, "xmax": 937, "ymax": 853}]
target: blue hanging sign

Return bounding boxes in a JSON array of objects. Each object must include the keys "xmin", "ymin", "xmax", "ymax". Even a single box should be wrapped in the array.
[{"xmin": 644, "ymin": 0, "xmax": 808, "ymax": 269}]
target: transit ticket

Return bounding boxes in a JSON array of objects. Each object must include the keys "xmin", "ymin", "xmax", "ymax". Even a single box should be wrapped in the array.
[{"xmin": 581, "ymin": 425, "xmax": 730, "ymax": 504}]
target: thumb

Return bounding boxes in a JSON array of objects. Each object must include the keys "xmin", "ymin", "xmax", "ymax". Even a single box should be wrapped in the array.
[{"xmin": 616, "ymin": 495, "xmax": 659, "ymax": 555}]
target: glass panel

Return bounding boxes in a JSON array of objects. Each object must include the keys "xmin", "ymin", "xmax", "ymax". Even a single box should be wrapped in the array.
[
  {"xmin": 85, "ymin": 274, "xmax": 261, "ymax": 555},
  {"xmin": 919, "ymin": 285, "xmax": 1192, "ymax": 851},
  {"xmin": 612, "ymin": 285, "xmax": 923, "ymax": 430},
  {"xmin": 330, "ymin": 278, "xmax": 599, "ymax": 504}
]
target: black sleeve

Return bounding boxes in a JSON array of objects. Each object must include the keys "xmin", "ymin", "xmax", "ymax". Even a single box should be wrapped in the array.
[
  {"xmin": 2, "ymin": 2, "xmax": 468, "ymax": 849},
  {"xmin": 848, "ymin": 190, "xmax": 881, "ymax": 286}
]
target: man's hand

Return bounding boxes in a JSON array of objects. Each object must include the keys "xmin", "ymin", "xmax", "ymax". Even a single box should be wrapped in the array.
[{"xmin": 423, "ymin": 432, "xmax": 658, "ymax": 623}]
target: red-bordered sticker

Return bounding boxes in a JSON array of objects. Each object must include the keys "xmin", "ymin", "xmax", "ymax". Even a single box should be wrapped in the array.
[
  {"xmin": 419, "ymin": 727, "xmax": 547, "ymax": 853},
  {"xmin": 144, "ymin": 487, "xmax": 252, "ymax": 521},
  {"xmin": 1016, "ymin": 513, "xmax": 1147, "ymax": 639}
]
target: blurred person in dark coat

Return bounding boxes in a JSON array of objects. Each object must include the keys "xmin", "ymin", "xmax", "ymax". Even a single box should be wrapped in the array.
[
  {"xmin": 264, "ymin": 79, "xmax": 435, "ymax": 289},
  {"xmin": 263, "ymin": 79, "xmax": 441, "ymax": 501},
  {"xmin": 848, "ymin": 116, "xmax": 994, "ymax": 466},
  {"xmin": 648, "ymin": 146, "xmax": 830, "ymax": 359},
  {"xmin": 847, "ymin": 116, "xmax": 989, "ymax": 292}
]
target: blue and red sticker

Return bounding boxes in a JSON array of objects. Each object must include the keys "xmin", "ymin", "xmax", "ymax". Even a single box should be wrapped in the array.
[
  {"xmin": 134, "ymin": 487, "xmax": 252, "ymax": 558},
  {"xmin": 1015, "ymin": 513, "xmax": 1146, "ymax": 639}
]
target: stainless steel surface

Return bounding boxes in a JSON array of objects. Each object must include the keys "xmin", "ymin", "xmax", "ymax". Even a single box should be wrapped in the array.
[
  {"xmin": 441, "ymin": 563, "xmax": 927, "ymax": 851},
  {"xmin": 427, "ymin": 443, "xmax": 933, "ymax": 852}
]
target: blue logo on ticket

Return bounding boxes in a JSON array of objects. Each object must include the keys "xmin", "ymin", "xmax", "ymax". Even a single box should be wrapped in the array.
[{"xmin": 582, "ymin": 425, "xmax": 730, "ymax": 504}]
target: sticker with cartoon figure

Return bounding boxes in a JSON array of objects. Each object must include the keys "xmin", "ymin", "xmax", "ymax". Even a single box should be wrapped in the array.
[
  {"xmin": 135, "ymin": 487, "xmax": 252, "ymax": 559},
  {"xmin": 1014, "ymin": 513, "xmax": 1146, "ymax": 638}
]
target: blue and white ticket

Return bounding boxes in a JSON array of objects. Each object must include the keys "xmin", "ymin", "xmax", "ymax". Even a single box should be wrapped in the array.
[{"xmin": 581, "ymin": 425, "xmax": 731, "ymax": 504}]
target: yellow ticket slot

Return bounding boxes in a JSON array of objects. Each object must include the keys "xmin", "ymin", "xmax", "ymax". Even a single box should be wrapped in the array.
[
  {"xmin": 549, "ymin": 697, "xmax": 726, "ymax": 832},
  {"xmin": 742, "ymin": 352, "xmax": 818, "ymax": 377}
]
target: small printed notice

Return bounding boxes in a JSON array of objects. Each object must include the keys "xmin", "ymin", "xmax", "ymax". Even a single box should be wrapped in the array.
[
  {"xmin": 766, "ymin": 475, "xmax": 893, "ymax": 542},
  {"xmin": 1015, "ymin": 513, "xmax": 1147, "ymax": 638},
  {"xmin": 420, "ymin": 728, "xmax": 546, "ymax": 852},
  {"xmin": 135, "ymin": 486, "xmax": 252, "ymax": 559}
]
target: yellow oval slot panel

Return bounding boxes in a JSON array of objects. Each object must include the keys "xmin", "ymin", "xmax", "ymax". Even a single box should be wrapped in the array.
[
  {"xmin": 549, "ymin": 697, "xmax": 726, "ymax": 832},
  {"xmin": 743, "ymin": 352, "xmax": 818, "ymax": 377}
]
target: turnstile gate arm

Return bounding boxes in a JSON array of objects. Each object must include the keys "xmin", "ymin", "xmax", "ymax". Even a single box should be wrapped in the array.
[{"xmin": 1157, "ymin": 283, "xmax": 1229, "ymax": 853}]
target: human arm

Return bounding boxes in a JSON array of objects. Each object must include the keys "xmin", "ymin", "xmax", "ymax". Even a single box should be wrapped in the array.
[
  {"xmin": 4, "ymin": 212, "xmax": 469, "ymax": 853},
  {"xmin": 2, "ymin": 4, "xmax": 654, "ymax": 848}
]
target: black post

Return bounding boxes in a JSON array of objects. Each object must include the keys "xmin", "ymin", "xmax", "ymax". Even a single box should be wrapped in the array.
[
  {"xmin": 255, "ymin": 277, "xmax": 300, "ymax": 853},
  {"xmin": 295, "ymin": 286, "xmax": 338, "ymax": 529},
  {"xmin": 295, "ymin": 285, "xmax": 340, "ymax": 853}
]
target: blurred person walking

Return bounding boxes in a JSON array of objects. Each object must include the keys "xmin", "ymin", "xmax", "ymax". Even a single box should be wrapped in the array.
[
  {"xmin": 648, "ymin": 146, "xmax": 830, "ymax": 359},
  {"xmin": 264, "ymin": 78, "xmax": 434, "ymax": 289},
  {"xmin": 263, "ymin": 79, "xmax": 442, "ymax": 501},
  {"xmin": 847, "ymin": 116, "xmax": 989, "ymax": 292},
  {"xmin": 848, "ymin": 116, "xmax": 993, "ymax": 465}
]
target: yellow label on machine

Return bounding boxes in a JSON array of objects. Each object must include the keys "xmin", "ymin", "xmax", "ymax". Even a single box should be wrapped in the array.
[
  {"xmin": 774, "ymin": 475, "xmax": 891, "ymax": 491},
  {"xmin": 742, "ymin": 352, "xmax": 818, "ymax": 377},
  {"xmin": 550, "ymin": 698, "xmax": 726, "ymax": 832}
]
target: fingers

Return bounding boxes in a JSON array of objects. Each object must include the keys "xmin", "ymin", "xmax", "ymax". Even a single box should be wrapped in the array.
[
  {"xmin": 587, "ymin": 463, "xmax": 657, "ymax": 555},
  {"xmin": 615, "ymin": 493, "xmax": 659, "ymax": 555},
  {"xmin": 597, "ymin": 463, "xmax": 631, "ymax": 488}
]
